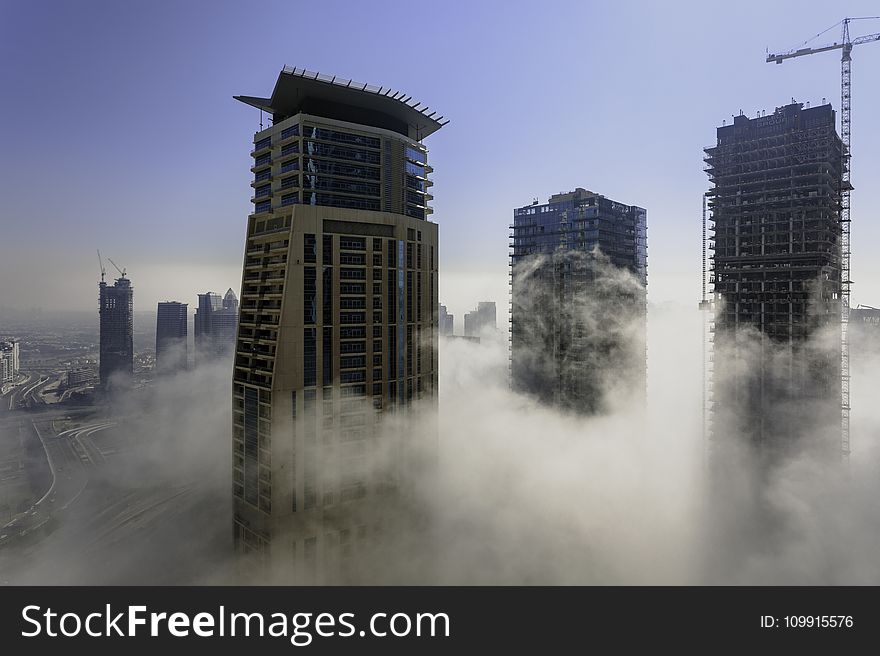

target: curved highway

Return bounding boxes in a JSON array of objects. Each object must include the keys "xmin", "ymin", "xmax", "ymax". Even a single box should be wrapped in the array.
[{"xmin": 0, "ymin": 421, "xmax": 114, "ymax": 546}]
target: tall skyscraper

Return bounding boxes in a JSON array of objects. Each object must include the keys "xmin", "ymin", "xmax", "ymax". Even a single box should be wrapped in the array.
[
  {"xmin": 99, "ymin": 273, "xmax": 133, "ymax": 389},
  {"xmin": 156, "ymin": 301, "xmax": 188, "ymax": 373},
  {"xmin": 194, "ymin": 289, "xmax": 238, "ymax": 363},
  {"xmin": 0, "ymin": 340, "xmax": 20, "ymax": 384},
  {"xmin": 463, "ymin": 301, "xmax": 496, "ymax": 337},
  {"xmin": 232, "ymin": 67, "xmax": 446, "ymax": 580},
  {"xmin": 510, "ymin": 188, "xmax": 647, "ymax": 414},
  {"xmin": 705, "ymin": 102, "xmax": 843, "ymax": 456},
  {"xmin": 438, "ymin": 304, "xmax": 454, "ymax": 336}
]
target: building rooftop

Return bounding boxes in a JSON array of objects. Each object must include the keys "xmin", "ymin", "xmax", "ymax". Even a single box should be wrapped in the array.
[{"xmin": 235, "ymin": 66, "xmax": 448, "ymax": 140}]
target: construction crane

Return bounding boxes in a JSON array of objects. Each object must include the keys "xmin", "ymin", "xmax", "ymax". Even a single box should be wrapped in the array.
[
  {"xmin": 107, "ymin": 258, "xmax": 126, "ymax": 279},
  {"xmin": 767, "ymin": 17, "xmax": 880, "ymax": 459},
  {"xmin": 96, "ymin": 249, "xmax": 106, "ymax": 283}
]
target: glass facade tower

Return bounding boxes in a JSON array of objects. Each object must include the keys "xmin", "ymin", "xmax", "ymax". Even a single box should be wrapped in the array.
[{"xmin": 510, "ymin": 188, "xmax": 647, "ymax": 414}]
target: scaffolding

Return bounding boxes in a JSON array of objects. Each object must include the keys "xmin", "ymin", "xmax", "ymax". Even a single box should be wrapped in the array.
[
  {"xmin": 703, "ymin": 103, "xmax": 843, "ymax": 452},
  {"xmin": 700, "ymin": 194, "xmax": 715, "ymax": 462}
]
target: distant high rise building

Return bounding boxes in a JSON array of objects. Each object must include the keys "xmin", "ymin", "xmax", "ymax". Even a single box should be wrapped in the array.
[
  {"xmin": 705, "ymin": 102, "xmax": 842, "ymax": 456},
  {"xmin": 66, "ymin": 368, "xmax": 95, "ymax": 386},
  {"xmin": 99, "ymin": 274, "xmax": 133, "ymax": 388},
  {"xmin": 0, "ymin": 340, "xmax": 20, "ymax": 383},
  {"xmin": 232, "ymin": 67, "xmax": 446, "ymax": 581},
  {"xmin": 156, "ymin": 301, "xmax": 188, "ymax": 373},
  {"xmin": 223, "ymin": 287, "xmax": 239, "ymax": 313},
  {"xmin": 850, "ymin": 305, "xmax": 880, "ymax": 328},
  {"xmin": 463, "ymin": 301, "xmax": 496, "ymax": 337},
  {"xmin": 849, "ymin": 305, "xmax": 880, "ymax": 353},
  {"xmin": 510, "ymin": 188, "xmax": 647, "ymax": 414},
  {"xmin": 194, "ymin": 289, "xmax": 238, "ymax": 363},
  {"xmin": 438, "ymin": 304, "xmax": 454, "ymax": 336}
]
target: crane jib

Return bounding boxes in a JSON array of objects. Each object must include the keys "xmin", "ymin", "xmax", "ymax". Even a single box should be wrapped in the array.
[{"xmin": 765, "ymin": 17, "xmax": 879, "ymax": 461}]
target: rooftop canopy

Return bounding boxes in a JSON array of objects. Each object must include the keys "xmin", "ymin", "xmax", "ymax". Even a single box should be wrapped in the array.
[{"xmin": 235, "ymin": 66, "xmax": 448, "ymax": 140}]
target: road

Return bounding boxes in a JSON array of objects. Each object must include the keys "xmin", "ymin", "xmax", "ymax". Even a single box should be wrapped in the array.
[
  {"xmin": 0, "ymin": 419, "xmax": 114, "ymax": 547},
  {"xmin": 59, "ymin": 384, "xmax": 91, "ymax": 403},
  {"xmin": 0, "ymin": 391, "xmax": 228, "ymax": 585},
  {"xmin": 3, "ymin": 373, "xmax": 34, "ymax": 412},
  {"xmin": 1, "ymin": 373, "xmax": 58, "ymax": 412}
]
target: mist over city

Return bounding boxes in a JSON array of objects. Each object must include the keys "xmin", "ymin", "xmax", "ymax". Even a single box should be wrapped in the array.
[{"xmin": 3, "ymin": 0, "xmax": 880, "ymax": 592}]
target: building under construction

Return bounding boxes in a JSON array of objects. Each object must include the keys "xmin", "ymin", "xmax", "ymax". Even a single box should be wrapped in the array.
[
  {"xmin": 99, "ymin": 274, "xmax": 133, "ymax": 389},
  {"xmin": 704, "ymin": 102, "xmax": 844, "ymax": 457}
]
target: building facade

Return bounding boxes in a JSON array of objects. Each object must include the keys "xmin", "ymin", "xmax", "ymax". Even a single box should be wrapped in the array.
[
  {"xmin": 849, "ymin": 304, "xmax": 880, "ymax": 328},
  {"xmin": 705, "ymin": 102, "xmax": 843, "ymax": 456},
  {"xmin": 463, "ymin": 301, "xmax": 496, "ymax": 337},
  {"xmin": 232, "ymin": 67, "xmax": 446, "ymax": 581},
  {"xmin": 510, "ymin": 188, "xmax": 647, "ymax": 414},
  {"xmin": 66, "ymin": 368, "xmax": 96, "ymax": 386},
  {"xmin": 438, "ymin": 304, "xmax": 454, "ymax": 336},
  {"xmin": 194, "ymin": 289, "xmax": 238, "ymax": 364},
  {"xmin": 99, "ymin": 275, "xmax": 133, "ymax": 389},
  {"xmin": 156, "ymin": 301, "xmax": 188, "ymax": 373},
  {"xmin": 0, "ymin": 340, "xmax": 20, "ymax": 384}
]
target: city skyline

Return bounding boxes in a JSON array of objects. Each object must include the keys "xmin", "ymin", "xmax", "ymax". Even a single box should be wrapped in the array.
[
  {"xmin": 3, "ymin": 2, "xmax": 880, "ymax": 593},
  {"xmin": 3, "ymin": 1, "xmax": 880, "ymax": 325}
]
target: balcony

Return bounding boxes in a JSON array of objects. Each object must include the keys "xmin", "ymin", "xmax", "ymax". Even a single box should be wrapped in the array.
[
  {"xmin": 279, "ymin": 175, "xmax": 298, "ymax": 190},
  {"xmin": 251, "ymin": 170, "xmax": 271, "ymax": 187},
  {"xmin": 251, "ymin": 156, "xmax": 271, "ymax": 173},
  {"xmin": 251, "ymin": 186, "xmax": 272, "ymax": 204},
  {"xmin": 280, "ymin": 124, "xmax": 300, "ymax": 141},
  {"xmin": 251, "ymin": 201, "xmax": 271, "ymax": 216},
  {"xmin": 250, "ymin": 138, "xmax": 272, "ymax": 157}
]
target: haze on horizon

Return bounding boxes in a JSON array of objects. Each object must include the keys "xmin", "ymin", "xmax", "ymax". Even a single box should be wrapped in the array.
[{"xmin": 2, "ymin": 0, "xmax": 880, "ymax": 325}]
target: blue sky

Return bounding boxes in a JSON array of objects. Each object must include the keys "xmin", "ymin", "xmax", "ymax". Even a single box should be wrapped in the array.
[{"xmin": 2, "ymin": 0, "xmax": 880, "ymax": 323}]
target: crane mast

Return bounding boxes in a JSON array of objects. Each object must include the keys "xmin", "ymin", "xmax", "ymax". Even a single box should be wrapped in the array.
[
  {"xmin": 97, "ymin": 249, "xmax": 106, "ymax": 283},
  {"xmin": 767, "ymin": 17, "xmax": 880, "ymax": 459}
]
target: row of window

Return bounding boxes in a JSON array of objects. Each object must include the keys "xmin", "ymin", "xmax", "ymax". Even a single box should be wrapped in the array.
[
  {"xmin": 304, "ymin": 157, "xmax": 380, "ymax": 180},
  {"xmin": 301, "ymin": 192, "xmax": 381, "ymax": 211},
  {"xmin": 303, "ymin": 175, "xmax": 380, "ymax": 197},
  {"xmin": 305, "ymin": 140, "xmax": 381, "ymax": 165},
  {"xmin": 405, "ymin": 145, "xmax": 427, "ymax": 165},
  {"xmin": 303, "ymin": 125, "xmax": 380, "ymax": 150}
]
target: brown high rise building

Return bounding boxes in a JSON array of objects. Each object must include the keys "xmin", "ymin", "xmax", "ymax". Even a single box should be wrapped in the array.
[{"xmin": 232, "ymin": 67, "xmax": 446, "ymax": 581}]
